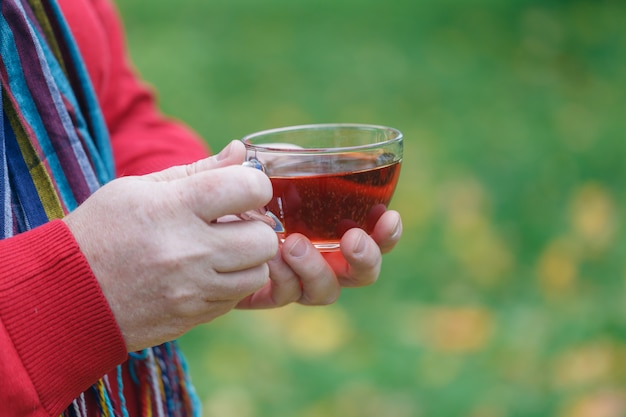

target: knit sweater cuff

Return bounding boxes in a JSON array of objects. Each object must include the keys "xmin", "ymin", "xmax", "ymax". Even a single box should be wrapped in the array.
[{"xmin": 0, "ymin": 220, "xmax": 128, "ymax": 415}]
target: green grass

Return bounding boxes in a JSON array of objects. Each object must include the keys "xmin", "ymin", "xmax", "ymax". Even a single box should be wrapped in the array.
[{"xmin": 117, "ymin": 0, "xmax": 626, "ymax": 415}]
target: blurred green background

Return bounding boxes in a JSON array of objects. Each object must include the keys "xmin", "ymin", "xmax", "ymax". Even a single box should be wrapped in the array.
[{"xmin": 116, "ymin": 0, "xmax": 626, "ymax": 416}]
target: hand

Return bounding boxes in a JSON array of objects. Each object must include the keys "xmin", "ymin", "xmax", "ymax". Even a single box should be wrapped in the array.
[
  {"xmin": 236, "ymin": 210, "xmax": 403, "ymax": 309},
  {"xmin": 64, "ymin": 141, "xmax": 278, "ymax": 352}
]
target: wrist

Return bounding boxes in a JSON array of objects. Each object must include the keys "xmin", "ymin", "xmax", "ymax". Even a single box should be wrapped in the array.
[{"xmin": 0, "ymin": 220, "xmax": 127, "ymax": 414}]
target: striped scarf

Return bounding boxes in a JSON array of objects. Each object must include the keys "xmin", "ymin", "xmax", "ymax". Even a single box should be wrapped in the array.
[{"xmin": 1, "ymin": 0, "xmax": 200, "ymax": 415}]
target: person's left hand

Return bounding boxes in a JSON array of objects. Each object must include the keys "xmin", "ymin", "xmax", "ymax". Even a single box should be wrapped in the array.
[{"xmin": 236, "ymin": 209, "xmax": 402, "ymax": 309}]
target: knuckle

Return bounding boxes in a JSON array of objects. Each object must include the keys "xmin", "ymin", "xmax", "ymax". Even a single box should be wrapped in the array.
[
  {"xmin": 356, "ymin": 273, "xmax": 379, "ymax": 287},
  {"xmin": 299, "ymin": 275, "xmax": 341, "ymax": 306},
  {"xmin": 344, "ymin": 267, "xmax": 380, "ymax": 288},
  {"xmin": 165, "ymin": 286, "xmax": 202, "ymax": 318},
  {"xmin": 300, "ymin": 289, "xmax": 340, "ymax": 306},
  {"xmin": 184, "ymin": 160, "xmax": 201, "ymax": 176}
]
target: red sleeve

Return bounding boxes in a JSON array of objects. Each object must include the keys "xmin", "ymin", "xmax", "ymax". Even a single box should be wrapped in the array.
[
  {"xmin": 80, "ymin": 0, "xmax": 211, "ymax": 176},
  {"xmin": 0, "ymin": 221, "xmax": 128, "ymax": 416},
  {"xmin": 0, "ymin": 1, "xmax": 210, "ymax": 415}
]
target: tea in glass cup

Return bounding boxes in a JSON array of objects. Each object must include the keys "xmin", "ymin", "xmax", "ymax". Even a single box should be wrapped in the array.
[{"xmin": 242, "ymin": 123, "xmax": 403, "ymax": 251}]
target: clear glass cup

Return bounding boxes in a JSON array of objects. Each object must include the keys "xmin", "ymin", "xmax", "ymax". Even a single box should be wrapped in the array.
[{"xmin": 242, "ymin": 123, "xmax": 403, "ymax": 251}]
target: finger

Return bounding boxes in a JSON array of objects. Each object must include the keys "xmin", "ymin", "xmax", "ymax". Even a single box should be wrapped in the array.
[
  {"xmin": 177, "ymin": 165, "xmax": 273, "ymax": 223},
  {"xmin": 146, "ymin": 140, "xmax": 247, "ymax": 182},
  {"xmin": 328, "ymin": 228, "xmax": 382, "ymax": 287},
  {"xmin": 199, "ymin": 264, "xmax": 270, "ymax": 302},
  {"xmin": 175, "ymin": 264, "xmax": 271, "ymax": 320},
  {"xmin": 236, "ymin": 252, "xmax": 303, "ymax": 309},
  {"xmin": 204, "ymin": 220, "xmax": 279, "ymax": 272},
  {"xmin": 370, "ymin": 210, "xmax": 403, "ymax": 254},
  {"xmin": 281, "ymin": 234, "xmax": 341, "ymax": 305}
]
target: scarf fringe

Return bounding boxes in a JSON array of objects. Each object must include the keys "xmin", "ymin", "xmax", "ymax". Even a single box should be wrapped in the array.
[
  {"xmin": 2, "ymin": 1, "xmax": 199, "ymax": 414},
  {"xmin": 62, "ymin": 341, "xmax": 200, "ymax": 417}
]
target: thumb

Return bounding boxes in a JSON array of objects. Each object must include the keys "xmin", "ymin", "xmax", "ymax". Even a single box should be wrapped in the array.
[
  {"xmin": 176, "ymin": 165, "xmax": 273, "ymax": 223},
  {"xmin": 145, "ymin": 140, "xmax": 246, "ymax": 182}
]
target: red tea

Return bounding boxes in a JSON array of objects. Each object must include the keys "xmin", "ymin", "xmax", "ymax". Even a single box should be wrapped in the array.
[{"xmin": 265, "ymin": 156, "xmax": 401, "ymax": 249}]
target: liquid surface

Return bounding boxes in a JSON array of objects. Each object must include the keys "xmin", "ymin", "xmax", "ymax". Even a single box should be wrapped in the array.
[{"xmin": 266, "ymin": 157, "xmax": 401, "ymax": 246}]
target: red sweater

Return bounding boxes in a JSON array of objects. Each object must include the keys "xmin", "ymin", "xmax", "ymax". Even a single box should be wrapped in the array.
[{"xmin": 0, "ymin": 0, "xmax": 209, "ymax": 415}]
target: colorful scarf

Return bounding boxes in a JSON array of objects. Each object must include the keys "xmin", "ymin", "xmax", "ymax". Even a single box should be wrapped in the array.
[{"xmin": 0, "ymin": 0, "xmax": 200, "ymax": 415}]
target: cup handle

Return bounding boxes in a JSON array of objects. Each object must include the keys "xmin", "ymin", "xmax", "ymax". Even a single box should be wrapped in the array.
[{"xmin": 239, "ymin": 159, "xmax": 285, "ymax": 233}]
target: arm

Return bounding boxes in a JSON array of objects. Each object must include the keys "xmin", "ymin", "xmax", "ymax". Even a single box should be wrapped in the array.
[
  {"xmin": 67, "ymin": 0, "xmax": 210, "ymax": 176},
  {"xmin": 0, "ymin": 0, "xmax": 208, "ymax": 414},
  {"xmin": 0, "ymin": 221, "xmax": 127, "ymax": 417},
  {"xmin": 78, "ymin": 0, "xmax": 403, "ymax": 312},
  {"xmin": 1, "ymin": 1, "xmax": 401, "ymax": 412}
]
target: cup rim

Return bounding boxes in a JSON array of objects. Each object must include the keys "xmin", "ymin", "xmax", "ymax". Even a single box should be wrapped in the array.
[{"xmin": 241, "ymin": 123, "xmax": 403, "ymax": 153}]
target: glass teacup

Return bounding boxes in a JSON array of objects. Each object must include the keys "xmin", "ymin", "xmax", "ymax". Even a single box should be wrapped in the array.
[{"xmin": 242, "ymin": 123, "xmax": 403, "ymax": 251}]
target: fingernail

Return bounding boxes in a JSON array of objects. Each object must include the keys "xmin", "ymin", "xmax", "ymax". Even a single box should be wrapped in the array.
[
  {"xmin": 216, "ymin": 141, "xmax": 234, "ymax": 161},
  {"xmin": 353, "ymin": 233, "xmax": 366, "ymax": 255},
  {"xmin": 288, "ymin": 238, "xmax": 307, "ymax": 258},
  {"xmin": 390, "ymin": 218, "xmax": 403, "ymax": 240}
]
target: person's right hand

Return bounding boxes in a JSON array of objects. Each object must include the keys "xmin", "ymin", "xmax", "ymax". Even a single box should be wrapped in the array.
[{"xmin": 63, "ymin": 141, "xmax": 278, "ymax": 352}]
